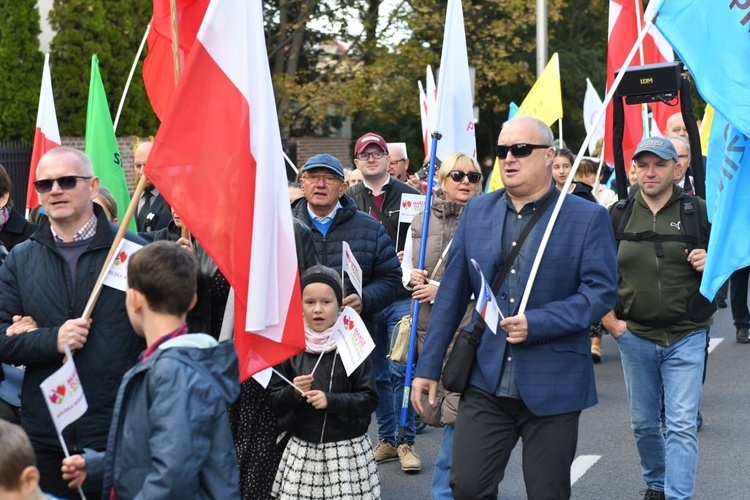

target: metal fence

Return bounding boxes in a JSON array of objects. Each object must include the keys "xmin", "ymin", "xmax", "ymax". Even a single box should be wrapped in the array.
[{"xmin": 0, "ymin": 142, "xmax": 32, "ymax": 208}]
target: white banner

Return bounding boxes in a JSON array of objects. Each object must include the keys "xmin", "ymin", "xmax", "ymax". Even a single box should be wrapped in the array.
[
  {"xmin": 342, "ymin": 241, "xmax": 363, "ymax": 298},
  {"xmin": 39, "ymin": 347, "xmax": 88, "ymax": 435},
  {"xmin": 398, "ymin": 193, "xmax": 426, "ymax": 225},
  {"xmin": 102, "ymin": 239, "xmax": 144, "ymax": 292},
  {"xmin": 332, "ymin": 306, "xmax": 375, "ymax": 376}
]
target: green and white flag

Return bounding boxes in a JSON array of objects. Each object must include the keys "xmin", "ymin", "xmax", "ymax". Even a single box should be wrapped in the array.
[{"xmin": 85, "ymin": 55, "xmax": 136, "ymax": 232}]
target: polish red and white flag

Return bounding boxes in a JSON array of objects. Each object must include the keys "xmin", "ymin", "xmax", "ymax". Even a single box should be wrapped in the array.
[
  {"xmin": 143, "ymin": 0, "xmax": 209, "ymax": 120},
  {"xmin": 145, "ymin": 0, "xmax": 304, "ymax": 380},
  {"xmin": 27, "ymin": 53, "xmax": 61, "ymax": 211}
]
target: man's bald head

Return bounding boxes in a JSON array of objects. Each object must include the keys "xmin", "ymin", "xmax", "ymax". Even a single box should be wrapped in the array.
[
  {"xmin": 133, "ymin": 141, "xmax": 154, "ymax": 190},
  {"xmin": 665, "ymin": 113, "xmax": 688, "ymax": 139}
]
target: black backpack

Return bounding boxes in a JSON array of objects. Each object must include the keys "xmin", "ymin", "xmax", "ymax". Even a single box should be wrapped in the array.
[{"xmin": 610, "ymin": 194, "xmax": 716, "ymax": 325}]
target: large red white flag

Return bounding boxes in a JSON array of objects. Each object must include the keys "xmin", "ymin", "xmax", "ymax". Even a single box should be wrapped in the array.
[
  {"xmin": 604, "ymin": 0, "xmax": 672, "ymax": 166},
  {"xmin": 143, "ymin": 0, "xmax": 209, "ymax": 120},
  {"xmin": 145, "ymin": 0, "xmax": 304, "ymax": 380},
  {"xmin": 27, "ymin": 53, "xmax": 61, "ymax": 211},
  {"xmin": 434, "ymin": 0, "xmax": 476, "ymax": 160}
]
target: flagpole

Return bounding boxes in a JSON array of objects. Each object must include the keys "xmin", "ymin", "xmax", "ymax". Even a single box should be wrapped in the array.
[
  {"xmin": 558, "ymin": 118, "xmax": 563, "ymax": 146},
  {"xmin": 518, "ymin": 12, "xmax": 656, "ymax": 316},
  {"xmin": 399, "ymin": 131, "xmax": 440, "ymax": 437},
  {"xmin": 114, "ymin": 25, "xmax": 151, "ymax": 131},
  {"xmin": 82, "ymin": 175, "xmax": 147, "ymax": 319},
  {"xmin": 283, "ymin": 151, "xmax": 298, "ymax": 174}
]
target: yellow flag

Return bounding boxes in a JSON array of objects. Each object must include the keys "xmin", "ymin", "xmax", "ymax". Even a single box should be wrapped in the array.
[
  {"xmin": 516, "ymin": 53, "xmax": 563, "ymax": 127},
  {"xmin": 487, "ymin": 157, "xmax": 504, "ymax": 192},
  {"xmin": 699, "ymin": 104, "xmax": 713, "ymax": 154}
]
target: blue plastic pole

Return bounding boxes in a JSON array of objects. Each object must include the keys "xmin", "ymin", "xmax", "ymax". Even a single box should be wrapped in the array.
[{"xmin": 398, "ymin": 132, "xmax": 441, "ymax": 436}]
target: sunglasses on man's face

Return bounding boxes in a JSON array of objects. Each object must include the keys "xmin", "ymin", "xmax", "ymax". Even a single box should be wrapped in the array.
[
  {"xmin": 34, "ymin": 176, "xmax": 92, "ymax": 193},
  {"xmin": 495, "ymin": 143, "xmax": 550, "ymax": 159},
  {"xmin": 448, "ymin": 170, "xmax": 482, "ymax": 184}
]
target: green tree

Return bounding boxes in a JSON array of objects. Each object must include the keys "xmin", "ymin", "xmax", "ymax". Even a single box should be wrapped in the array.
[
  {"xmin": 0, "ymin": 0, "xmax": 43, "ymax": 142},
  {"xmin": 49, "ymin": 0, "xmax": 158, "ymax": 137}
]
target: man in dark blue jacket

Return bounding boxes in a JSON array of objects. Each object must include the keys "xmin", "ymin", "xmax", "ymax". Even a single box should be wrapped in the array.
[
  {"xmin": 0, "ymin": 147, "xmax": 144, "ymax": 499},
  {"xmin": 291, "ymin": 153, "xmax": 401, "ymax": 334},
  {"xmin": 412, "ymin": 117, "xmax": 618, "ymax": 499}
]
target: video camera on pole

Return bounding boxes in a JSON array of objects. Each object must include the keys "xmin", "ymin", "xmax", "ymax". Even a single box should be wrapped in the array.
[{"xmin": 612, "ymin": 61, "xmax": 705, "ymax": 200}]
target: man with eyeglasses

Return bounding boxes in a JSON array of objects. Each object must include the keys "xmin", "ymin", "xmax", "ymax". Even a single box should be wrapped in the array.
[
  {"xmin": 0, "ymin": 147, "xmax": 145, "ymax": 498},
  {"xmin": 291, "ymin": 151, "xmax": 400, "ymax": 339},
  {"xmin": 347, "ymin": 133, "xmax": 424, "ymax": 472},
  {"xmin": 387, "ymin": 142, "xmax": 422, "ymax": 192},
  {"xmin": 412, "ymin": 116, "xmax": 617, "ymax": 499}
]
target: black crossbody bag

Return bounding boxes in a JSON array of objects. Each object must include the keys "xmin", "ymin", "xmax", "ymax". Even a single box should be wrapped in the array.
[{"xmin": 442, "ymin": 195, "xmax": 553, "ymax": 393}]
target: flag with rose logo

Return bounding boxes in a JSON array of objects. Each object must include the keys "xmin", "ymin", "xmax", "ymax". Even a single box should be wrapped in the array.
[
  {"xmin": 331, "ymin": 306, "xmax": 375, "ymax": 376},
  {"xmin": 102, "ymin": 239, "xmax": 144, "ymax": 292},
  {"xmin": 39, "ymin": 347, "xmax": 88, "ymax": 435}
]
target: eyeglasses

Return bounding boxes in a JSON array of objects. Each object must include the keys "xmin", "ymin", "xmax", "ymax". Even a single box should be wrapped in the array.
[
  {"xmin": 301, "ymin": 173, "xmax": 343, "ymax": 185},
  {"xmin": 389, "ymin": 159, "xmax": 406, "ymax": 166},
  {"xmin": 355, "ymin": 151, "xmax": 385, "ymax": 161},
  {"xmin": 34, "ymin": 176, "xmax": 93, "ymax": 193},
  {"xmin": 670, "ymin": 126, "xmax": 687, "ymax": 134},
  {"xmin": 678, "ymin": 154, "xmax": 690, "ymax": 159},
  {"xmin": 448, "ymin": 170, "xmax": 482, "ymax": 184},
  {"xmin": 495, "ymin": 143, "xmax": 550, "ymax": 159}
]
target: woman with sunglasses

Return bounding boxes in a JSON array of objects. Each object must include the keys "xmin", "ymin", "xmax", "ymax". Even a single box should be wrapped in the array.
[
  {"xmin": 552, "ymin": 149, "xmax": 597, "ymax": 204},
  {"xmin": 401, "ymin": 152, "xmax": 482, "ymax": 499}
]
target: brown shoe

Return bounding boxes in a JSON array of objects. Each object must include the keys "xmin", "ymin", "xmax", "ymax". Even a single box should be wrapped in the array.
[
  {"xmin": 373, "ymin": 440, "xmax": 398, "ymax": 463},
  {"xmin": 397, "ymin": 443, "xmax": 422, "ymax": 472}
]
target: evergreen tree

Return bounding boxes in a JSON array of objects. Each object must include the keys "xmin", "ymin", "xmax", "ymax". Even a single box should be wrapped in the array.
[
  {"xmin": 49, "ymin": 0, "xmax": 157, "ymax": 137},
  {"xmin": 0, "ymin": 0, "xmax": 43, "ymax": 142}
]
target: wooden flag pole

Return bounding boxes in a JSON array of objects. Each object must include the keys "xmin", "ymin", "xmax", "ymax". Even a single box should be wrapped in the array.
[
  {"xmin": 169, "ymin": 0, "xmax": 191, "ymax": 242},
  {"xmin": 82, "ymin": 175, "xmax": 148, "ymax": 320}
]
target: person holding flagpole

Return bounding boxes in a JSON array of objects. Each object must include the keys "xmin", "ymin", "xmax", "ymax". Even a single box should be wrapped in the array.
[
  {"xmin": 0, "ymin": 147, "xmax": 145, "ymax": 499},
  {"xmin": 412, "ymin": 116, "xmax": 617, "ymax": 499}
]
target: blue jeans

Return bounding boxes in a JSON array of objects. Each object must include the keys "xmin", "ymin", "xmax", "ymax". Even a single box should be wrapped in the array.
[
  {"xmin": 616, "ymin": 328, "xmax": 706, "ymax": 500},
  {"xmin": 373, "ymin": 298, "xmax": 416, "ymax": 445},
  {"xmin": 431, "ymin": 425, "xmax": 454, "ymax": 499}
]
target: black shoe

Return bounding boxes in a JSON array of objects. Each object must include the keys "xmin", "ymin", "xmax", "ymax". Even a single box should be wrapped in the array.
[
  {"xmin": 697, "ymin": 410, "xmax": 703, "ymax": 431},
  {"xmin": 718, "ymin": 299, "xmax": 727, "ymax": 308},
  {"xmin": 737, "ymin": 328, "xmax": 750, "ymax": 343},
  {"xmin": 642, "ymin": 488, "xmax": 665, "ymax": 500}
]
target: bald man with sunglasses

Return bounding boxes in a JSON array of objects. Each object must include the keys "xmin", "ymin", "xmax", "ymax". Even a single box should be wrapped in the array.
[
  {"xmin": 0, "ymin": 147, "xmax": 145, "ymax": 499},
  {"xmin": 412, "ymin": 117, "xmax": 617, "ymax": 499}
]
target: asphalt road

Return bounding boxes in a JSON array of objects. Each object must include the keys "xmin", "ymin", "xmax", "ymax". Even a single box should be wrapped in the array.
[{"xmin": 373, "ymin": 305, "xmax": 749, "ymax": 499}]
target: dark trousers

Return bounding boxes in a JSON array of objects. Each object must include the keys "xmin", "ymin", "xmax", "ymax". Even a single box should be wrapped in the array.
[
  {"xmin": 36, "ymin": 447, "xmax": 102, "ymax": 499},
  {"xmin": 451, "ymin": 386, "xmax": 581, "ymax": 500},
  {"xmin": 730, "ymin": 266, "xmax": 750, "ymax": 328}
]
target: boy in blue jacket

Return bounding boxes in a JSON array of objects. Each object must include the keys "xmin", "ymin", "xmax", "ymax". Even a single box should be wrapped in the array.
[{"xmin": 61, "ymin": 241, "xmax": 241, "ymax": 499}]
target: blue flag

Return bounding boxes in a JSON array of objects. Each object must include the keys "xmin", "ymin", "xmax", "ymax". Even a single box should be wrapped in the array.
[
  {"xmin": 508, "ymin": 101, "xmax": 519, "ymax": 121},
  {"xmin": 700, "ymin": 109, "xmax": 750, "ymax": 301},
  {"xmin": 654, "ymin": 0, "xmax": 750, "ymax": 138}
]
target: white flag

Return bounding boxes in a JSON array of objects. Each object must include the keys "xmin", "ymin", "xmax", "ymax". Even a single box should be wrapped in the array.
[
  {"xmin": 332, "ymin": 306, "xmax": 376, "ymax": 376},
  {"xmin": 39, "ymin": 347, "xmax": 88, "ymax": 435},
  {"xmin": 342, "ymin": 241, "xmax": 363, "ymax": 298},
  {"xmin": 434, "ymin": 0, "xmax": 476, "ymax": 161},
  {"xmin": 471, "ymin": 259, "xmax": 502, "ymax": 334},
  {"xmin": 398, "ymin": 193, "xmax": 427, "ymax": 225},
  {"xmin": 102, "ymin": 239, "xmax": 144, "ymax": 292},
  {"xmin": 583, "ymin": 78, "xmax": 605, "ymax": 156}
]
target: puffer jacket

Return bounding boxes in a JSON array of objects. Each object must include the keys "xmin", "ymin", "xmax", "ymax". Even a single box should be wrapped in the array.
[
  {"xmin": 292, "ymin": 195, "xmax": 401, "ymax": 317},
  {"xmin": 268, "ymin": 349, "xmax": 378, "ymax": 443},
  {"xmin": 0, "ymin": 206, "xmax": 145, "ymax": 451},
  {"xmin": 86, "ymin": 335, "xmax": 241, "ymax": 500},
  {"xmin": 409, "ymin": 193, "xmax": 472, "ymax": 427}
]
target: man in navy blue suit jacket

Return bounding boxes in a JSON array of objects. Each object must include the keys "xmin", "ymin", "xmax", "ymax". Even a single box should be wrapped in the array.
[{"xmin": 412, "ymin": 116, "xmax": 618, "ymax": 500}]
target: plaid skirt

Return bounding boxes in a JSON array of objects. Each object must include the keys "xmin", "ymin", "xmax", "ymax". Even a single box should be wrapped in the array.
[{"xmin": 272, "ymin": 434, "xmax": 381, "ymax": 499}]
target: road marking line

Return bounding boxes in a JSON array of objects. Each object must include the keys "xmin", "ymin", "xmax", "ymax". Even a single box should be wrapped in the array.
[
  {"xmin": 708, "ymin": 337, "xmax": 724, "ymax": 354},
  {"xmin": 570, "ymin": 454, "xmax": 601, "ymax": 485}
]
